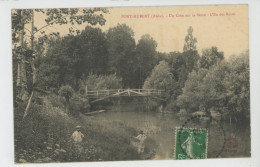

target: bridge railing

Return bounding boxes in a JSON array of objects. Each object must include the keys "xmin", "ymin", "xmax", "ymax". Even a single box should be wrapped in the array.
[{"xmin": 86, "ymin": 89, "xmax": 165, "ymax": 98}]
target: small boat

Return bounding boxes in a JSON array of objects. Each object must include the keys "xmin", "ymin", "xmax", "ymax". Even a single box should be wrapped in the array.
[{"xmin": 84, "ymin": 110, "xmax": 105, "ymax": 116}]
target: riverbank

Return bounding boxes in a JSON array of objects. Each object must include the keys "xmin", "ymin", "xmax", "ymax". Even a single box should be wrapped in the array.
[{"xmin": 14, "ymin": 96, "xmax": 156, "ymax": 163}]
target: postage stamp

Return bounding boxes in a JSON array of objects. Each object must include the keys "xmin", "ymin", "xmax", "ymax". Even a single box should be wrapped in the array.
[{"xmin": 175, "ymin": 128, "xmax": 208, "ymax": 160}]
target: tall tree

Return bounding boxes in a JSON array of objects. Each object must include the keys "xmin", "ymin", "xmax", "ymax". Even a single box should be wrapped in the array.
[
  {"xmin": 78, "ymin": 26, "xmax": 108, "ymax": 76},
  {"xmin": 136, "ymin": 34, "xmax": 158, "ymax": 88},
  {"xmin": 183, "ymin": 26, "xmax": 197, "ymax": 52},
  {"xmin": 106, "ymin": 24, "xmax": 136, "ymax": 87}
]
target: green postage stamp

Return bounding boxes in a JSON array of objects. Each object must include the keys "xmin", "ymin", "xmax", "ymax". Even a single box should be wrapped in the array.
[{"xmin": 175, "ymin": 128, "xmax": 208, "ymax": 160}]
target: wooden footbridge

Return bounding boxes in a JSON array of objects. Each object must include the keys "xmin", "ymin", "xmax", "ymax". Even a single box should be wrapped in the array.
[{"xmin": 87, "ymin": 89, "xmax": 166, "ymax": 103}]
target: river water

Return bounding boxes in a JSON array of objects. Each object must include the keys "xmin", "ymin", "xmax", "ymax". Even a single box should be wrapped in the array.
[{"xmin": 94, "ymin": 105, "xmax": 182, "ymax": 160}]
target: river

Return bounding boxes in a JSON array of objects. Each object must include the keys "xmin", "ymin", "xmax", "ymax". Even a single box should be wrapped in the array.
[{"xmin": 94, "ymin": 105, "xmax": 182, "ymax": 160}]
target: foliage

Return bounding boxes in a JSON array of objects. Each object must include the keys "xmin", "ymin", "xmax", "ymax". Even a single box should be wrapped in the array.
[
  {"xmin": 183, "ymin": 26, "xmax": 197, "ymax": 52},
  {"xmin": 135, "ymin": 34, "xmax": 158, "ymax": 88},
  {"xmin": 143, "ymin": 61, "xmax": 177, "ymax": 109},
  {"xmin": 58, "ymin": 85, "xmax": 74, "ymax": 101},
  {"xmin": 84, "ymin": 73, "xmax": 122, "ymax": 91},
  {"xmin": 106, "ymin": 24, "xmax": 136, "ymax": 87},
  {"xmin": 12, "ymin": 8, "xmax": 109, "ymax": 120},
  {"xmin": 58, "ymin": 85, "xmax": 74, "ymax": 114},
  {"xmin": 12, "ymin": 8, "xmax": 108, "ymax": 44},
  {"xmin": 69, "ymin": 94, "xmax": 90, "ymax": 115},
  {"xmin": 14, "ymin": 96, "xmax": 143, "ymax": 163},
  {"xmin": 143, "ymin": 61, "xmax": 175, "ymax": 91},
  {"xmin": 176, "ymin": 51, "xmax": 249, "ymax": 127},
  {"xmin": 78, "ymin": 26, "xmax": 108, "ymax": 75},
  {"xmin": 200, "ymin": 46, "xmax": 224, "ymax": 69},
  {"xmin": 223, "ymin": 51, "xmax": 250, "ymax": 124}
]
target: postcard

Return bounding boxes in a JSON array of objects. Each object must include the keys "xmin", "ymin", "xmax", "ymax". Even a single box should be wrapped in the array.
[{"xmin": 11, "ymin": 4, "xmax": 250, "ymax": 164}]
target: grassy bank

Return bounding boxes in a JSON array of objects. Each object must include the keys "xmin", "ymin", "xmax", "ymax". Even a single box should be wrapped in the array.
[{"xmin": 14, "ymin": 94, "xmax": 156, "ymax": 163}]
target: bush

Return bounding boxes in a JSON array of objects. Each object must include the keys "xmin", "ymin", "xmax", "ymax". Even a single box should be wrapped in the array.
[
  {"xmin": 70, "ymin": 94, "xmax": 90, "ymax": 115},
  {"xmin": 58, "ymin": 85, "xmax": 74, "ymax": 101}
]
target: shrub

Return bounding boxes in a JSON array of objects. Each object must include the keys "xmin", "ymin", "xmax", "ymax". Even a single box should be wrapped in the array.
[{"xmin": 70, "ymin": 94, "xmax": 90, "ymax": 115}]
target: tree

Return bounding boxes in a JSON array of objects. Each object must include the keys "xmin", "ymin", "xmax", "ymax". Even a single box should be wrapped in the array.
[
  {"xmin": 143, "ymin": 61, "xmax": 176, "ymax": 110},
  {"xmin": 106, "ymin": 24, "xmax": 136, "ymax": 87},
  {"xmin": 12, "ymin": 8, "xmax": 108, "ymax": 119},
  {"xmin": 223, "ymin": 51, "xmax": 249, "ymax": 127},
  {"xmin": 176, "ymin": 51, "xmax": 250, "ymax": 128},
  {"xmin": 59, "ymin": 85, "xmax": 74, "ymax": 114},
  {"xmin": 37, "ymin": 26, "xmax": 109, "ymax": 91},
  {"xmin": 183, "ymin": 26, "xmax": 197, "ymax": 52},
  {"xmin": 143, "ymin": 61, "xmax": 176, "ymax": 95},
  {"xmin": 136, "ymin": 34, "xmax": 158, "ymax": 88},
  {"xmin": 37, "ymin": 35, "xmax": 79, "ymax": 90},
  {"xmin": 200, "ymin": 47, "xmax": 224, "ymax": 69},
  {"xmin": 176, "ymin": 68, "xmax": 209, "ymax": 113},
  {"xmin": 180, "ymin": 26, "xmax": 200, "ymax": 88},
  {"xmin": 78, "ymin": 26, "xmax": 108, "ymax": 75}
]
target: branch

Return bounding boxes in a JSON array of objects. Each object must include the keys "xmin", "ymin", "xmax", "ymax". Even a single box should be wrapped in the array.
[
  {"xmin": 24, "ymin": 27, "xmax": 32, "ymax": 35},
  {"xmin": 33, "ymin": 14, "xmax": 70, "ymax": 35},
  {"xmin": 24, "ymin": 34, "xmax": 31, "ymax": 38}
]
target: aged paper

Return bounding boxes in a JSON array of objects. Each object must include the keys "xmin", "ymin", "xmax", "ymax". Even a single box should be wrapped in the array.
[{"xmin": 11, "ymin": 4, "xmax": 250, "ymax": 164}]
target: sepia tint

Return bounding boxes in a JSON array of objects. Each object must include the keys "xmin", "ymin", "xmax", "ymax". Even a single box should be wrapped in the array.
[{"xmin": 12, "ymin": 5, "xmax": 250, "ymax": 163}]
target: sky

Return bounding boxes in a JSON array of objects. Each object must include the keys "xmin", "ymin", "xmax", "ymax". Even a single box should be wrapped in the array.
[{"xmin": 31, "ymin": 4, "xmax": 249, "ymax": 57}]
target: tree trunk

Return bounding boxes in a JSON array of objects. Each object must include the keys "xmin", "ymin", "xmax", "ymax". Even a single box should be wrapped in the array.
[
  {"xmin": 23, "ymin": 91, "xmax": 34, "ymax": 119},
  {"xmin": 16, "ymin": 10, "xmax": 28, "ymax": 101},
  {"xmin": 23, "ymin": 10, "xmax": 36, "ymax": 120}
]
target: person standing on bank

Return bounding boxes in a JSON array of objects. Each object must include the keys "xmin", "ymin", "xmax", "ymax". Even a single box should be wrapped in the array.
[
  {"xmin": 71, "ymin": 126, "xmax": 85, "ymax": 156},
  {"xmin": 135, "ymin": 130, "xmax": 147, "ymax": 153}
]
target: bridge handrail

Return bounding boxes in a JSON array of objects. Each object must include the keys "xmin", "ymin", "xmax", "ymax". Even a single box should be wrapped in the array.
[{"xmin": 87, "ymin": 89, "xmax": 165, "ymax": 92}]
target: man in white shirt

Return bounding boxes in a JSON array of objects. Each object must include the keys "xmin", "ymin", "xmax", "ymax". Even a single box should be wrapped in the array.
[
  {"xmin": 71, "ymin": 126, "xmax": 85, "ymax": 155},
  {"xmin": 135, "ymin": 130, "xmax": 147, "ymax": 153}
]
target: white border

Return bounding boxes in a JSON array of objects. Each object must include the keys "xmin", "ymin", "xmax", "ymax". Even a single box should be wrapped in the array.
[{"xmin": 1, "ymin": 0, "xmax": 259, "ymax": 167}]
